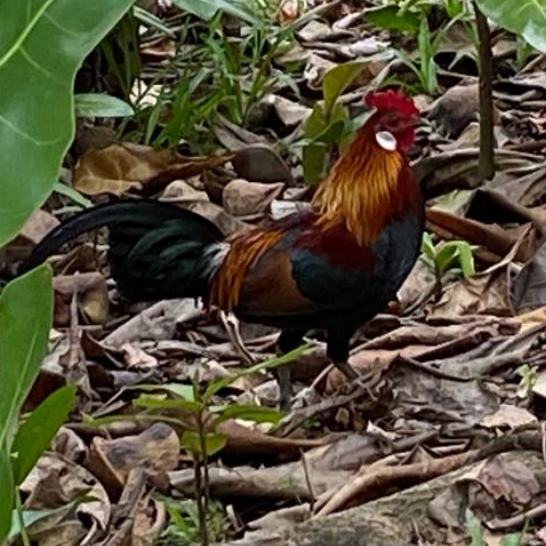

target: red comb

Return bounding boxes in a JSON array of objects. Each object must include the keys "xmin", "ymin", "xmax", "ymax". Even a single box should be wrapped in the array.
[{"xmin": 365, "ymin": 89, "xmax": 419, "ymax": 117}]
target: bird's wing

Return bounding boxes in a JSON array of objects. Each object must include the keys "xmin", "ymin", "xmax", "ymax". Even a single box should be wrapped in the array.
[{"xmin": 209, "ymin": 214, "xmax": 386, "ymax": 318}]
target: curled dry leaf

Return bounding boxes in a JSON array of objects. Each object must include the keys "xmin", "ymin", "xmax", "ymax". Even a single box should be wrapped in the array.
[
  {"xmin": 161, "ymin": 179, "xmax": 209, "ymax": 202},
  {"xmin": 87, "ymin": 423, "xmax": 180, "ymax": 496},
  {"xmin": 427, "ymin": 84, "xmax": 490, "ymax": 138},
  {"xmin": 132, "ymin": 497, "xmax": 166, "ymax": 546},
  {"xmin": 53, "ymin": 272, "xmax": 109, "ymax": 326},
  {"xmin": 21, "ymin": 452, "xmax": 111, "ymax": 542},
  {"xmin": 223, "ymin": 179, "xmax": 285, "ymax": 218},
  {"xmin": 52, "ymin": 427, "xmax": 88, "ymax": 463},
  {"xmin": 232, "ymin": 144, "xmax": 293, "ymax": 184},
  {"xmin": 73, "ymin": 142, "xmax": 232, "ymax": 196}
]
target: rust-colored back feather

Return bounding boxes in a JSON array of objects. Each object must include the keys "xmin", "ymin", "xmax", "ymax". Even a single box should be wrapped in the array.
[{"xmin": 208, "ymin": 228, "xmax": 285, "ymax": 311}]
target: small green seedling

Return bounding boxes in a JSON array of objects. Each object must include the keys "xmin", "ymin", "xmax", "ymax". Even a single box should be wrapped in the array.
[
  {"xmin": 160, "ymin": 498, "xmax": 227, "ymax": 546},
  {"xmin": 421, "ymin": 232, "xmax": 476, "ymax": 283},
  {"xmin": 85, "ymin": 344, "xmax": 308, "ymax": 546},
  {"xmin": 302, "ymin": 61, "xmax": 367, "ymax": 184},
  {"xmin": 516, "ymin": 364, "xmax": 538, "ymax": 396}
]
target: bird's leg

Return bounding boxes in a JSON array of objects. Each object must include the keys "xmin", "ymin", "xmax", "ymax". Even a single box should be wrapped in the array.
[
  {"xmin": 327, "ymin": 326, "xmax": 360, "ymax": 383},
  {"xmin": 276, "ymin": 329, "xmax": 305, "ymax": 411}
]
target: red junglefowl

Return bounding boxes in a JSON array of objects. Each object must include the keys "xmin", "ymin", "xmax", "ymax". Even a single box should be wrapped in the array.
[{"xmin": 24, "ymin": 89, "xmax": 424, "ymax": 408}]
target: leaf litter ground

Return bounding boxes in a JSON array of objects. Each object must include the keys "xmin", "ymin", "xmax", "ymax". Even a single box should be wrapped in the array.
[{"xmin": 6, "ymin": 1, "xmax": 546, "ymax": 545}]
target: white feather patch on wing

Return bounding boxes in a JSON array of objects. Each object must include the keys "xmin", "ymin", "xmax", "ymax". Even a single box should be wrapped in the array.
[{"xmin": 203, "ymin": 242, "xmax": 230, "ymax": 279}]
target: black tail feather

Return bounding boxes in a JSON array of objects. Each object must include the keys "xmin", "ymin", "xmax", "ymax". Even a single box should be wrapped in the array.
[{"xmin": 24, "ymin": 200, "xmax": 224, "ymax": 301}]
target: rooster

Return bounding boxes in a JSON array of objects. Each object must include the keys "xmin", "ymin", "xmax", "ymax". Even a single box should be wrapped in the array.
[{"xmin": 25, "ymin": 90, "xmax": 424, "ymax": 408}]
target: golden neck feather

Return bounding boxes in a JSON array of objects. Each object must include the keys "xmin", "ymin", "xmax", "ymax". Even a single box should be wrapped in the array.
[{"xmin": 311, "ymin": 123, "xmax": 411, "ymax": 246}]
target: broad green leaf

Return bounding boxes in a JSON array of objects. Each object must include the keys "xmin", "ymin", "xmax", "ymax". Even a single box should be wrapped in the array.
[
  {"xmin": 0, "ymin": 0, "xmax": 135, "ymax": 247},
  {"xmin": 323, "ymin": 62, "xmax": 366, "ymax": 119},
  {"xmin": 420, "ymin": 232, "xmax": 436, "ymax": 259},
  {"xmin": 303, "ymin": 142, "xmax": 328, "ymax": 185},
  {"xmin": 0, "ymin": 445, "xmax": 14, "ymax": 544},
  {"xmin": 304, "ymin": 104, "xmax": 328, "ymax": 140},
  {"xmin": 0, "ymin": 266, "xmax": 53, "ymax": 450},
  {"xmin": 11, "ymin": 386, "xmax": 76, "ymax": 484},
  {"xmin": 365, "ymin": 5, "xmax": 420, "ymax": 33},
  {"xmin": 211, "ymin": 405, "xmax": 284, "ymax": 425},
  {"xmin": 303, "ymin": 104, "xmax": 348, "ymax": 184},
  {"xmin": 74, "ymin": 93, "xmax": 134, "ymax": 118},
  {"xmin": 435, "ymin": 244, "xmax": 459, "ymax": 275},
  {"xmin": 455, "ymin": 242, "xmax": 475, "ymax": 278},
  {"xmin": 475, "ymin": 0, "xmax": 546, "ymax": 54},
  {"xmin": 170, "ymin": 0, "xmax": 258, "ymax": 24},
  {"xmin": 181, "ymin": 431, "xmax": 227, "ymax": 457}
]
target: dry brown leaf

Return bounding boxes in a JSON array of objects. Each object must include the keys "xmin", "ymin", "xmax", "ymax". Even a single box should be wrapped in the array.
[
  {"xmin": 266, "ymin": 94, "xmax": 311, "ymax": 127},
  {"xmin": 121, "ymin": 342, "xmax": 158, "ymax": 369},
  {"xmin": 102, "ymin": 299, "xmax": 202, "ymax": 349},
  {"xmin": 427, "ymin": 84, "xmax": 481, "ymax": 138},
  {"xmin": 277, "ymin": 0, "xmax": 300, "ymax": 23},
  {"xmin": 481, "ymin": 404, "xmax": 537, "ymax": 429},
  {"xmin": 169, "ymin": 462, "xmax": 349, "ymax": 501},
  {"xmin": 415, "ymin": 148, "xmax": 543, "ymax": 196},
  {"xmin": 232, "ymin": 144, "xmax": 292, "ymax": 184},
  {"xmin": 21, "ymin": 452, "xmax": 111, "ymax": 542},
  {"xmin": 223, "ymin": 178, "xmax": 284, "ymax": 218},
  {"xmin": 0, "ymin": 209, "xmax": 60, "ymax": 267},
  {"xmin": 73, "ymin": 142, "xmax": 231, "ymax": 196},
  {"xmin": 87, "ymin": 423, "xmax": 180, "ymax": 495},
  {"xmin": 132, "ymin": 497, "xmax": 167, "ymax": 546},
  {"xmin": 428, "ymin": 267, "xmax": 513, "ymax": 320},
  {"xmin": 53, "ymin": 272, "xmax": 109, "ymax": 326},
  {"xmin": 472, "ymin": 455, "xmax": 540, "ymax": 507},
  {"xmin": 512, "ymin": 239, "xmax": 546, "ymax": 312}
]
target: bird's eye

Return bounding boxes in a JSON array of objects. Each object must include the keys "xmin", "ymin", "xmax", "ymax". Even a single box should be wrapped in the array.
[{"xmin": 375, "ymin": 130, "xmax": 397, "ymax": 151}]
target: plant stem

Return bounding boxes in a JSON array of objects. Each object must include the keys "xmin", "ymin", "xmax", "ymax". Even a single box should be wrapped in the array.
[
  {"xmin": 194, "ymin": 458, "xmax": 209, "ymax": 546},
  {"xmin": 16, "ymin": 488, "xmax": 31, "ymax": 546},
  {"xmin": 197, "ymin": 410, "xmax": 211, "ymax": 513},
  {"xmin": 473, "ymin": 1, "xmax": 495, "ymax": 181}
]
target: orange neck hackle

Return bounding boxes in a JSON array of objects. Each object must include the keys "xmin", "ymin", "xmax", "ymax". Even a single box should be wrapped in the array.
[{"xmin": 311, "ymin": 114, "xmax": 416, "ymax": 246}]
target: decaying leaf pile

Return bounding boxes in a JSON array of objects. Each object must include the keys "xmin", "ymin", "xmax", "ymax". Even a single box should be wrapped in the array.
[{"xmin": 6, "ymin": 1, "xmax": 546, "ymax": 545}]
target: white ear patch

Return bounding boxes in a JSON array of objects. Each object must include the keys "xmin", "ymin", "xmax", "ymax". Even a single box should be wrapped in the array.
[{"xmin": 375, "ymin": 131, "xmax": 397, "ymax": 151}]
